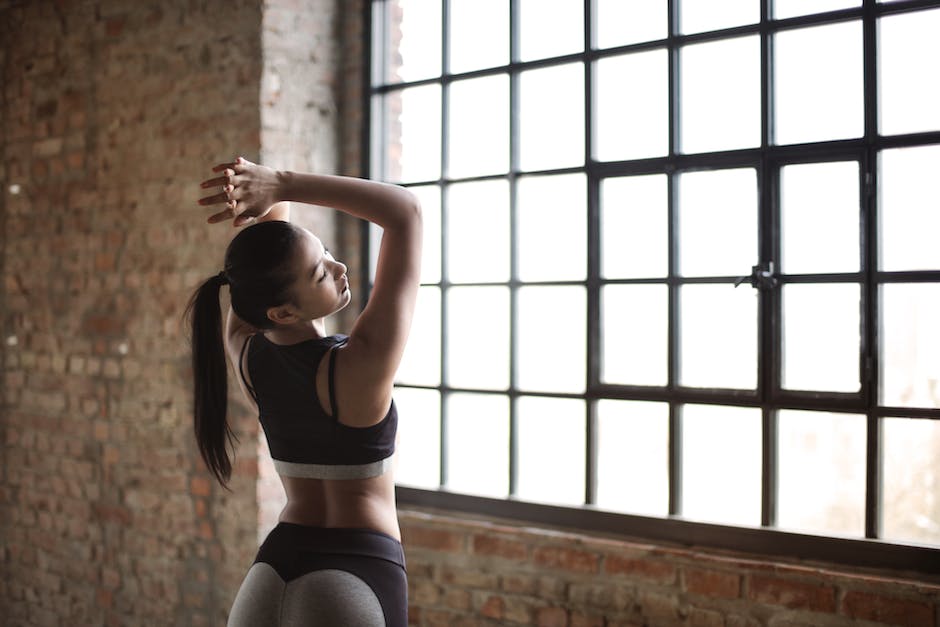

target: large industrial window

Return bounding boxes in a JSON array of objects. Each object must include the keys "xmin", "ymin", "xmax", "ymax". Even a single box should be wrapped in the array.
[{"xmin": 366, "ymin": 0, "xmax": 940, "ymax": 572}]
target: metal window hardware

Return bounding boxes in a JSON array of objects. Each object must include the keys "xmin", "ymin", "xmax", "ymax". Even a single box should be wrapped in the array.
[{"xmin": 734, "ymin": 262, "xmax": 778, "ymax": 290}]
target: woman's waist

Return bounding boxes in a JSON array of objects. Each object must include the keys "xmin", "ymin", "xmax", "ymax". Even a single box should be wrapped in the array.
[{"xmin": 279, "ymin": 478, "xmax": 400, "ymax": 539}]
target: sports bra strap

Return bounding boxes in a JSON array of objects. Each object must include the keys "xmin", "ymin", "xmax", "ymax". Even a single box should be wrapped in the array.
[
  {"xmin": 239, "ymin": 335, "xmax": 257, "ymax": 402},
  {"xmin": 327, "ymin": 338, "xmax": 348, "ymax": 421}
]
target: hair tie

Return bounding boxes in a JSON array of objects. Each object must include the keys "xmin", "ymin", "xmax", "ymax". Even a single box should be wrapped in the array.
[{"xmin": 217, "ymin": 270, "xmax": 229, "ymax": 285}]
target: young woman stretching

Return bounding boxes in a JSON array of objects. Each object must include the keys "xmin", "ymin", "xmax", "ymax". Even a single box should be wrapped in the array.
[{"xmin": 187, "ymin": 157, "xmax": 421, "ymax": 626}]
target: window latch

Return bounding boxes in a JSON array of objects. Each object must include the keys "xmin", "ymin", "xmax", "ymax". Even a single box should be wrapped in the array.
[{"xmin": 734, "ymin": 262, "xmax": 778, "ymax": 290}]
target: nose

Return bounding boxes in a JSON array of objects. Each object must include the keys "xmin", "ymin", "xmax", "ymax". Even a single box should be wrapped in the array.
[{"xmin": 334, "ymin": 260, "xmax": 347, "ymax": 278}]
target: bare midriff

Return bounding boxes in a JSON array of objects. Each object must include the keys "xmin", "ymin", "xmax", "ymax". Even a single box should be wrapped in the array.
[{"xmin": 277, "ymin": 472, "xmax": 400, "ymax": 541}]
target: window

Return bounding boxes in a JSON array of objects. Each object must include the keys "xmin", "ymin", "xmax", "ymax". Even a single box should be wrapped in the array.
[{"xmin": 367, "ymin": 0, "xmax": 940, "ymax": 572}]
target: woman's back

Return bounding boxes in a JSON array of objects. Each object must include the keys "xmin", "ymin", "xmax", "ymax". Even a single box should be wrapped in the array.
[{"xmin": 237, "ymin": 332, "xmax": 401, "ymax": 539}]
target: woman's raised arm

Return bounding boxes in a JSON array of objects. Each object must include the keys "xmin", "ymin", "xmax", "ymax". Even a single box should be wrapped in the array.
[{"xmin": 199, "ymin": 158, "xmax": 423, "ymax": 393}]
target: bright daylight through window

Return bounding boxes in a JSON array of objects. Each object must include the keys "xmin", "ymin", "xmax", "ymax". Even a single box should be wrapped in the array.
[{"xmin": 367, "ymin": 0, "xmax": 940, "ymax": 570}]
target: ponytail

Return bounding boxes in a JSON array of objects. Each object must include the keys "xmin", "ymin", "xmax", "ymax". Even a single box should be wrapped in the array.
[{"xmin": 185, "ymin": 273, "xmax": 238, "ymax": 488}]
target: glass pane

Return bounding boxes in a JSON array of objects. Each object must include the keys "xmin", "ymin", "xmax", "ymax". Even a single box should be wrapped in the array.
[
  {"xmin": 519, "ymin": 0, "xmax": 584, "ymax": 61},
  {"xmin": 774, "ymin": 0, "xmax": 860, "ymax": 19},
  {"xmin": 678, "ymin": 168, "xmax": 757, "ymax": 277},
  {"xmin": 448, "ymin": 75, "xmax": 510, "ymax": 178},
  {"xmin": 382, "ymin": 85, "xmax": 441, "ymax": 183},
  {"xmin": 596, "ymin": 400, "xmax": 669, "ymax": 516},
  {"xmin": 519, "ymin": 63, "xmax": 585, "ymax": 171},
  {"xmin": 680, "ymin": 285, "xmax": 758, "ymax": 389},
  {"xmin": 881, "ymin": 284, "xmax": 940, "ymax": 409},
  {"xmin": 597, "ymin": 0, "xmax": 667, "ymax": 48},
  {"xmin": 680, "ymin": 36, "xmax": 760, "ymax": 153},
  {"xmin": 682, "ymin": 404, "xmax": 762, "ymax": 525},
  {"xmin": 680, "ymin": 0, "xmax": 758, "ymax": 34},
  {"xmin": 517, "ymin": 286, "xmax": 586, "ymax": 393},
  {"xmin": 446, "ymin": 287, "xmax": 511, "ymax": 390},
  {"xmin": 394, "ymin": 387, "xmax": 440, "ymax": 488},
  {"xmin": 775, "ymin": 21, "xmax": 863, "ymax": 145},
  {"xmin": 371, "ymin": 186, "xmax": 442, "ymax": 285},
  {"xmin": 602, "ymin": 285, "xmax": 668, "ymax": 386},
  {"xmin": 517, "ymin": 396, "xmax": 585, "ymax": 505},
  {"xmin": 880, "ymin": 144, "xmax": 940, "ymax": 272},
  {"xmin": 883, "ymin": 418, "xmax": 940, "ymax": 546},
  {"xmin": 395, "ymin": 286, "xmax": 440, "ymax": 385},
  {"xmin": 595, "ymin": 49, "xmax": 668, "ymax": 161},
  {"xmin": 781, "ymin": 161, "xmax": 860, "ymax": 274},
  {"xmin": 601, "ymin": 174, "xmax": 668, "ymax": 279},
  {"xmin": 783, "ymin": 284, "xmax": 861, "ymax": 393},
  {"xmin": 879, "ymin": 8, "xmax": 940, "ymax": 136},
  {"xmin": 450, "ymin": 0, "xmax": 509, "ymax": 74},
  {"xmin": 446, "ymin": 393, "xmax": 510, "ymax": 497},
  {"xmin": 778, "ymin": 410, "xmax": 866, "ymax": 536},
  {"xmin": 377, "ymin": 0, "xmax": 442, "ymax": 84},
  {"xmin": 412, "ymin": 186, "xmax": 442, "ymax": 284},
  {"xmin": 517, "ymin": 174, "xmax": 587, "ymax": 281},
  {"xmin": 447, "ymin": 180, "xmax": 510, "ymax": 282}
]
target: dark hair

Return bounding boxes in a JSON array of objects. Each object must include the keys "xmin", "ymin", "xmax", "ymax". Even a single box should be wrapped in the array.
[{"xmin": 185, "ymin": 221, "xmax": 306, "ymax": 486}]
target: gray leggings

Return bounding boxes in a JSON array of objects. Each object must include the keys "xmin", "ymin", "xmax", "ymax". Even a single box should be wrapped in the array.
[{"xmin": 227, "ymin": 524, "xmax": 408, "ymax": 627}]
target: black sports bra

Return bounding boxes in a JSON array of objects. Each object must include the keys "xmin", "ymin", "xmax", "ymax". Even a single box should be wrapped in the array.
[{"xmin": 240, "ymin": 333, "xmax": 397, "ymax": 480}]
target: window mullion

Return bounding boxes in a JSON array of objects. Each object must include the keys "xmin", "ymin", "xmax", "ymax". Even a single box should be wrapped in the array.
[
  {"xmin": 666, "ymin": 0, "xmax": 681, "ymax": 518},
  {"xmin": 507, "ymin": 0, "xmax": 521, "ymax": 498},
  {"xmin": 439, "ymin": 0, "xmax": 450, "ymax": 490},
  {"xmin": 862, "ymin": 0, "xmax": 882, "ymax": 539}
]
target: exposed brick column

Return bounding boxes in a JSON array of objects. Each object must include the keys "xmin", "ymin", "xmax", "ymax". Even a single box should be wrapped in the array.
[{"xmin": 0, "ymin": 1, "xmax": 264, "ymax": 624}]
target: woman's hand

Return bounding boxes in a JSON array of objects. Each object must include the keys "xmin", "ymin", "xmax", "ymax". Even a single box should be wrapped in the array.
[{"xmin": 198, "ymin": 157, "xmax": 282, "ymax": 227}]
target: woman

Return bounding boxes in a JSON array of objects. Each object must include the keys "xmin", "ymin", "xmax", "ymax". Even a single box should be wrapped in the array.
[{"xmin": 187, "ymin": 157, "xmax": 421, "ymax": 626}]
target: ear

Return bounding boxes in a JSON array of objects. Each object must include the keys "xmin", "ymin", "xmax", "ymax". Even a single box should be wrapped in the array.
[{"xmin": 266, "ymin": 304, "xmax": 299, "ymax": 326}]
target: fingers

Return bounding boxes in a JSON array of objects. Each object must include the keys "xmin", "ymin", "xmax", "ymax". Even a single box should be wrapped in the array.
[
  {"xmin": 200, "ymin": 175, "xmax": 230, "ymax": 189},
  {"xmin": 207, "ymin": 206, "xmax": 234, "ymax": 224},
  {"xmin": 212, "ymin": 156, "xmax": 252, "ymax": 173},
  {"xmin": 202, "ymin": 157, "xmax": 255, "ymax": 226},
  {"xmin": 198, "ymin": 191, "xmax": 230, "ymax": 206}
]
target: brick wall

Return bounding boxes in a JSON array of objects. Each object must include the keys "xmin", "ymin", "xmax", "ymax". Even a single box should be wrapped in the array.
[
  {"xmin": 400, "ymin": 509, "xmax": 940, "ymax": 627},
  {"xmin": 0, "ymin": 0, "xmax": 341, "ymax": 624}
]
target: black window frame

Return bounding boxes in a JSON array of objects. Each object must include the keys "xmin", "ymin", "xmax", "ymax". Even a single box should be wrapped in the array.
[{"xmin": 364, "ymin": 0, "xmax": 940, "ymax": 575}]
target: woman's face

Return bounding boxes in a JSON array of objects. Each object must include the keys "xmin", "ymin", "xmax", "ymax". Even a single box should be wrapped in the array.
[{"xmin": 283, "ymin": 229, "xmax": 350, "ymax": 321}]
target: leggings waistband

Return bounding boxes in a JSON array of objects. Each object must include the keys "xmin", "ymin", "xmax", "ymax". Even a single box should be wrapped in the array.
[{"xmin": 257, "ymin": 523, "xmax": 406, "ymax": 570}]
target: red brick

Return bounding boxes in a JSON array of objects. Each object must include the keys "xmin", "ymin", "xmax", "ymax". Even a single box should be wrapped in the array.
[
  {"xmin": 480, "ymin": 595, "xmax": 505, "ymax": 620},
  {"xmin": 748, "ymin": 575, "xmax": 836, "ymax": 612},
  {"xmin": 105, "ymin": 17, "xmax": 125, "ymax": 37},
  {"xmin": 472, "ymin": 533, "xmax": 529, "ymax": 560},
  {"xmin": 841, "ymin": 590, "xmax": 934, "ymax": 627},
  {"xmin": 684, "ymin": 567, "xmax": 740, "ymax": 599},
  {"xmin": 533, "ymin": 546, "xmax": 600, "ymax": 574},
  {"xmin": 570, "ymin": 613, "xmax": 605, "ymax": 627},
  {"xmin": 189, "ymin": 476, "xmax": 211, "ymax": 497},
  {"xmin": 605, "ymin": 554, "xmax": 676, "ymax": 584},
  {"xmin": 402, "ymin": 526, "xmax": 465, "ymax": 552},
  {"xmin": 82, "ymin": 314, "xmax": 125, "ymax": 336},
  {"xmin": 96, "ymin": 588, "xmax": 112, "ymax": 609},
  {"xmin": 536, "ymin": 606, "xmax": 569, "ymax": 627}
]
